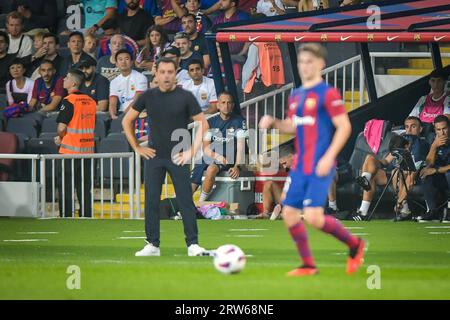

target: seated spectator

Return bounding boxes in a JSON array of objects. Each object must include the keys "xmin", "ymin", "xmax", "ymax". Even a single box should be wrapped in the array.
[
  {"xmin": 160, "ymin": 45, "xmax": 191, "ymax": 83},
  {"xmin": 181, "ymin": 14, "xmax": 210, "ymax": 70},
  {"xmin": 83, "ymin": 0, "xmax": 118, "ymax": 35},
  {"xmin": 83, "ymin": 33, "xmax": 99, "ymax": 59},
  {"xmin": 256, "ymin": 0, "xmax": 286, "ymax": 16},
  {"xmin": 205, "ymin": 0, "xmax": 258, "ymax": 15},
  {"xmin": 212, "ymin": 0, "xmax": 251, "ymax": 64},
  {"xmin": 340, "ymin": 0, "xmax": 361, "ymax": 6},
  {"xmin": 28, "ymin": 59, "xmax": 64, "ymax": 113},
  {"xmin": 257, "ymin": 144, "xmax": 294, "ymax": 219},
  {"xmin": 409, "ymin": 69, "xmax": 450, "ymax": 130},
  {"xmin": 191, "ymin": 91, "xmax": 247, "ymax": 203},
  {"xmin": 418, "ymin": 115, "xmax": 450, "ymax": 222},
  {"xmin": 31, "ymin": 31, "xmax": 45, "ymax": 55},
  {"xmin": 118, "ymin": 0, "xmax": 155, "ymax": 47},
  {"xmin": 28, "ymin": 33, "xmax": 63, "ymax": 79},
  {"xmin": 6, "ymin": 58, "xmax": 34, "ymax": 105},
  {"xmin": 174, "ymin": 32, "xmax": 203, "ymax": 71},
  {"xmin": 180, "ymin": 59, "xmax": 217, "ymax": 114},
  {"xmin": 109, "ymin": 49, "xmax": 148, "ymax": 119},
  {"xmin": 11, "ymin": 0, "xmax": 57, "ymax": 32},
  {"xmin": 60, "ymin": 32, "xmax": 97, "ymax": 78},
  {"xmin": 97, "ymin": 19, "xmax": 139, "ymax": 61},
  {"xmin": 0, "ymin": 31, "xmax": 16, "ymax": 93},
  {"xmin": 135, "ymin": 25, "xmax": 170, "ymax": 73},
  {"xmin": 118, "ymin": 0, "xmax": 161, "ymax": 17},
  {"xmin": 171, "ymin": 0, "xmax": 212, "ymax": 33},
  {"xmin": 298, "ymin": 0, "xmax": 329, "ymax": 11},
  {"xmin": 78, "ymin": 59, "xmax": 110, "ymax": 112},
  {"xmin": 154, "ymin": 0, "xmax": 182, "ymax": 33},
  {"xmin": 6, "ymin": 11, "xmax": 33, "ymax": 59},
  {"xmin": 352, "ymin": 117, "xmax": 430, "ymax": 221},
  {"xmin": 97, "ymin": 34, "xmax": 127, "ymax": 82}
]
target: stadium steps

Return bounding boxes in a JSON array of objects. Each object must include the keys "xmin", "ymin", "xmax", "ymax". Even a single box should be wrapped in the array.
[
  {"xmin": 387, "ymin": 68, "xmax": 433, "ymax": 76},
  {"xmin": 343, "ymin": 91, "xmax": 367, "ymax": 111},
  {"xmin": 408, "ymin": 58, "xmax": 450, "ymax": 69}
]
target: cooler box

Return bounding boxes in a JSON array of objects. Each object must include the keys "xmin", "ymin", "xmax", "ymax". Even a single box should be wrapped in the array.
[
  {"xmin": 254, "ymin": 171, "xmax": 288, "ymax": 213},
  {"xmin": 205, "ymin": 171, "xmax": 255, "ymax": 215}
]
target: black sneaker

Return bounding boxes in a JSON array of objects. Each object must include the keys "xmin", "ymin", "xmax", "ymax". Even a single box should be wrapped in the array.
[
  {"xmin": 348, "ymin": 211, "xmax": 366, "ymax": 221},
  {"xmin": 356, "ymin": 176, "xmax": 371, "ymax": 191},
  {"xmin": 418, "ymin": 210, "xmax": 441, "ymax": 223}
]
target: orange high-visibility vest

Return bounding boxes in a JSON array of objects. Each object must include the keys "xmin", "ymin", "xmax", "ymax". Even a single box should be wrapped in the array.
[
  {"xmin": 244, "ymin": 42, "xmax": 285, "ymax": 94},
  {"xmin": 59, "ymin": 93, "xmax": 96, "ymax": 154}
]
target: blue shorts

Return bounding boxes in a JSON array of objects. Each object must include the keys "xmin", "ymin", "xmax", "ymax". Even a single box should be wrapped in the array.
[
  {"xmin": 190, "ymin": 162, "xmax": 233, "ymax": 186},
  {"xmin": 282, "ymin": 169, "xmax": 336, "ymax": 210}
]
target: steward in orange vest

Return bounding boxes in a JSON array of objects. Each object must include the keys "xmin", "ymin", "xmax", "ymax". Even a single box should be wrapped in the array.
[{"xmin": 55, "ymin": 69, "xmax": 96, "ymax": 217}]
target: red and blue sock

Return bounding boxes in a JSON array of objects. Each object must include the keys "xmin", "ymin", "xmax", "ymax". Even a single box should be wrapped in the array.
[
  {"xmin": 288, "ymin": 222, "xmax": 315, "ymax": 268},
  {"xmin": 321, "ymin": 215, "xmax": 359, "ymax": 249}
]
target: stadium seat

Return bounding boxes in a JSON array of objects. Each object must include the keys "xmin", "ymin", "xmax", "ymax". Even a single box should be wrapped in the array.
[
  {"xmin": 0, "ymin": 120, "xmax": 4, "ymax": 132},
  {"xmin": 0, "ymin": 132, "xmax": 17, "ymax": 181},
  {"xmin": 40, "ymin": 132, "xmax": 57, "ymax": 140},
  {"xmin": 41, "ymin": 116, "xmax": 58, "ymax": 133},
  {"xmin": 109, "ymin": 116, "xmax": 125, "ymax": 134},
  {"xmin": 95, "ymin": 118, "xmax": 108, "ymax": 139},
  {"xmin": 97, "ymin": 137, "xmax": 131, "ymax": 180},
  {"xmin": 105, "ymin": 132, "xmax": 127, "ymax": 141},
  {"xmin": 22, "ymin": 112, "xmax": 46, "ymax": 127},
  {"xmin": 0, "ymin": 93, "xmax": 7, "ymax": 120},
  {"xmin": 27, "ymin": 137, "xmax": 59, "ymax": 154},
  {"xmin": 7, "ymin": 118, "xmax": 39, "ymax": 139}
]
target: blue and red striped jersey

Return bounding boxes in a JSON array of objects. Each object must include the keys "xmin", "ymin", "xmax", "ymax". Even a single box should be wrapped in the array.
[{"xmin": 287, "ymin": 81, "xmax": 345, "ymax": 175}]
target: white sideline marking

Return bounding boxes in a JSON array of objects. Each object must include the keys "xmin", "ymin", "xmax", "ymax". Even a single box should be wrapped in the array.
[
  {"xmin": 117, "ymin": 236, "xmax": 146, "ymax": 239},
  {"xmin": 17, "ymin": 232, "xmax": 59, "ymax": 235},
  {"xmin": 345, "ymin": 227, "xmax": 365, "ymax": 230},
  {"xmin": 352, "ymin": 233, "xmax": 369, "ymax": 236},
  {"xmin": 3, "ymin": 239, "xmax": 48, "ymax": 242},
  {"xmin": 123, "ymin": 231, "xmax": 145, "ymax": 233},
  {"xmin": 425, "ymin": 226, "xmax": 450, "ymax": 229},
  {"xmin": 229, "ymin": 229, "xmax": 268, "ymax": 231},
  {"xmin": 332, "ymin": 252, "xmax": 347, "ymax": 255},
  {"xmin": 429, "ymin": 232, "xmax": 450, "ymax": 235},
  {"xmin": 226, "ymin": 235, "xmax": 263, "ymax": 238}
]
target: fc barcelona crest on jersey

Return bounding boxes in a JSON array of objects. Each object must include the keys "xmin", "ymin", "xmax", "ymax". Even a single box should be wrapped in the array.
[
  {"xmin": 305, "ymin": 98, "xmax": 317, "ymax": 110},
  {"xmin": 229, "ymin": 35, "xmax": 236, "ymax": 41},
  {"xmin": 414, "ymin": 34, "xmax": 421, "ymax": 41}
]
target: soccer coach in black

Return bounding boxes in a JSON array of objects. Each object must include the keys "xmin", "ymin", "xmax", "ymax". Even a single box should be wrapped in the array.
[{"xmin": 122, "ymin": 57, "xmax": 210, "ymax": 257}]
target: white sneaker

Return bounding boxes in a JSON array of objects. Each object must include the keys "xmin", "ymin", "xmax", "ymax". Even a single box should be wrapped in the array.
[
  {"xmin": 270, "ymin": 204, "xmax": 282, "ymax": 221},
  {"xmin": 135, "ymin": 243, "xmax": 160, "ymax": 257},
  {"xmin": 187, "ymin": 244, "xmax": 206, "ymax": 256}
]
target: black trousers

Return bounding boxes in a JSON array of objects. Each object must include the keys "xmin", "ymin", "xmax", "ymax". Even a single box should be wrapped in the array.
[
  {"xmin": 422, "ymin": 171, "xmax": 450, "ymax": 211},
  {"xmin": 57, "ymin": 158, "xmax": 92, "ymax": 217},
  {"xmin": 144, "ymin": 158, "xmax": 198, "ymax": 247}
]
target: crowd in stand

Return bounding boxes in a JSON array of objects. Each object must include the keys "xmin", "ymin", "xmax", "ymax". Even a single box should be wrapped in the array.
[{"xmin": 0, "ymin": 0, "xmax": 449, "ymax": 222}]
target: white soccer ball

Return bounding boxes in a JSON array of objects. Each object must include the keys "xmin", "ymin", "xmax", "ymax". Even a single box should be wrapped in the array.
[{"xmin": 213, "ymin": 244, "xmax": 246, "ymax": 275}]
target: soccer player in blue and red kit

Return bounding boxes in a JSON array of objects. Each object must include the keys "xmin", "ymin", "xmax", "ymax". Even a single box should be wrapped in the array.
[{"xmin": 259, "ymin": 43, "xmax": 366, "ymax": 276}]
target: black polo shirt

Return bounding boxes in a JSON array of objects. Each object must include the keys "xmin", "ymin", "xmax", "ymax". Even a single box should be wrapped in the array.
[{"xmin": 79, "ymin": 73, "xmax": 110, "ymax": 103}]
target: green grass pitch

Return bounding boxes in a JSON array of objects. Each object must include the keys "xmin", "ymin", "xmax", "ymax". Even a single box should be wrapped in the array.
[{"xmin": 0, "ymin": 219, "xmax": 449, "ymax": 299}]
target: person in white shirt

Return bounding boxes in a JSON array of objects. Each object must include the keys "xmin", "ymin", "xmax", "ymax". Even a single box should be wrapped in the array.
[
  {"xmin": 6, "ymin": 58, "xmax": 34, "ymax": 105},
  {"xmin": 256, "ymin": 0, "xmax": 285, "ymax": 17},
  {"xmin": 6, "ymin": 11, "xmax": 33, "ymax": 59},
  {"xmin": 109, "ymin": 49, "xmax": 148, "ymax": 119},
  {"xmin": 180, "ymin": 59, "xmax": 218, "ymax": 114}
]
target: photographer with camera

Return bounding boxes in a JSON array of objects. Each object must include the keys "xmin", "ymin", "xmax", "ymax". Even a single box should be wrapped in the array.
[
  {"xmin": 418, "ymin": 115, "xmax": 450, "ymax": 223},
  {"xmin": 352, "ymin": 117, "xmax": 429, "ymax": 221}
]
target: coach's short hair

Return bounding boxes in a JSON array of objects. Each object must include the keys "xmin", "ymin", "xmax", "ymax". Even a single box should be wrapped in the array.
[{"xmin": 298, "ymin": 43, "xmax": 327, "ymax": 60}]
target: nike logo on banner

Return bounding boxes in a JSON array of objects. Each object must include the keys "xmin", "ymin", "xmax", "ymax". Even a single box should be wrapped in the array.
[
  {"xmin": 248, "ymin": 36, "xmax": 261, "ymax": 41},
  {"xmin": 434, "ymin": 36, "xmax": 446, "ymax": 41},
  {"xmin": 340, "ymin": 36, "xmax": 351, "ymax": 41},
  {"xmin": 387, "ymin": 36, "xmax": 399, "ymax": 41},
  {"xmin": 294, "ymin": 36, "xmax": 306, "ymax": 41}
]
